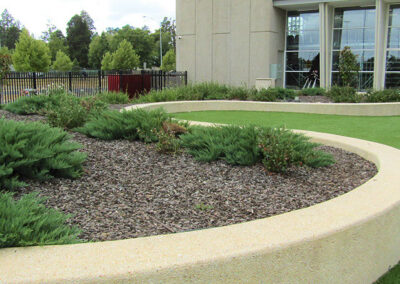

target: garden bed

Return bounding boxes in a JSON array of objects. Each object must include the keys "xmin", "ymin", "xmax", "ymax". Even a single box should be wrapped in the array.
[{"xmin": 1, "ymin": 109, "xmax": 377, "ymax": 242}]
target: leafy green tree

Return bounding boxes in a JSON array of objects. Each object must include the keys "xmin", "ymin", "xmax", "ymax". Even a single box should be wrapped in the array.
[
  {"xmin": 88, "ymin": 32, "xmax": 109, "ymax": 69},
  {"xmin": 80, "ymin": 10, "xmax": 96, "ymax": 37},
  {"xmin": 0, "ymin": 47, "xmax": 12, "ymax": 82},
  {"xmin": 339, "ymin": 46, "xmax": 360, "ymax": 88},
  {"xmin": 40, "ymin": 21, "xmax": 57, "ymax": 42},
  {"xmin": 0, "ymin": 9, "xmax": 22, "ymax": 50},
  {"xmin": 52, "ymin": 50, "xmax": 73, "ymax": 71},
  {"xmin": 48, "ymin": 30, "xmax": 68, "ymax": 61},
  {"xmin": 66, "ymin": 14, "xmax": 91, "ymax": 68},
  {"xmin": 71, "ymin": 58, "xmax": 80, "ymax": 71},
  {"xmin": 109, "ymin": 25, "xmax": 153, "ymax": 67},
  {"xmin": 161, "ymin": 49, "xmax": 176, "ymax": 71},
  {"xmin": 161, "ymin": 17, "xmax": 176, "ymax": 51},
  {"xmin": 12, "ymin": 29, "xmax": 51, "ymax": 72},
  {"xmin": 101, "ymin": 52, "xmax": 113, "ymax": 71},
  {"xmin": 111, "ymin": 40, "xmax": 140, "ymax": 70},
  {"xmin": 151, "ymin": 30, "xmax": 173, "ymax": 67}
]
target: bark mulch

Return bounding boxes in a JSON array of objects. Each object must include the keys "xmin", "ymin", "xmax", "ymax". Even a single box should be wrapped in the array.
[{"xmin": 1, "ymin": 109, "xmax": 377, "ymax": 242}]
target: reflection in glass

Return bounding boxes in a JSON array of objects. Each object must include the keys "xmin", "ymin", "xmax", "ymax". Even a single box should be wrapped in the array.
[
  {"xmin": 333, "ymin": 29, "xmax": 375, "ymax": 50},
  {"xmin": 389, "ymin": 5, "xmax": 400, "ymax": 28},
  {"xmin": 386, "ymin": 51, "xmax": 400, "ymax": 72},
  {"xmin": 385, "ymin": 73, "xmax": 400, "ymax": 88},
  {"xmin": 386, "ymin": 5, "xmax": 400, "ymax": 88},
  {"xmin": 332, "ymin": 51, "xmax": 375, "ymax": 71},
  {"xmin": 334, "ymin": 8, "xmax": 376, "ymax": 29},
  {"xmin": 388, "ymin": 27, "xmax": 400, "ymax": 49},
  {"xmin": 332, "ymin": 72, "xmax": 374, "ymax": 90},
  {"xmin": 285, "ymin": 11, "xmax": 320, "ymax": 89}
]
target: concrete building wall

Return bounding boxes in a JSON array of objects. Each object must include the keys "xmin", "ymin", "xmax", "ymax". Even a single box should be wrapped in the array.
[{"xmin": 176, "ymin": 0, "xmax": 286, "ymax": 87}]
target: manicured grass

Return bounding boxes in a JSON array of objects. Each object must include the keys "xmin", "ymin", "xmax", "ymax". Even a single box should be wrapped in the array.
[
  {"xmin": 172, "ymin": 111, "xmax": 400, "ymax": 149},
  {"xmin": 172, "ymin": 110, "xmax": 400, "ymax": 283}
]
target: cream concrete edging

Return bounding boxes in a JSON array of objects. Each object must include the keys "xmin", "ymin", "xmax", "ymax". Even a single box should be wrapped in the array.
[
  {"xmin": 126, "ymin": 100, "xmax": 400, "ymax": 116},
  {"xmin": 1, "ymin": 102, "xmax": 400, "ymax": 283}
]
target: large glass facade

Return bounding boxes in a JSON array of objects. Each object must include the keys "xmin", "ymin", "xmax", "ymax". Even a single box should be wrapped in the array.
[
  {"xmin": 331, "ymin": 8, "xmax": 375, "ymax": 90},
  {"xmin": 385, "ymin": 5, "xmax": 400, "ymax": 88},
  {"xmin": 285, "ymin": 11, "xmax": 320, "ymax": 89}
]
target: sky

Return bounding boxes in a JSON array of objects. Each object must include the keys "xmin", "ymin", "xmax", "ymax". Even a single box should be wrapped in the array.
[{"xmin": 0, "ymin": 0, "xmax": 176, "ymax": 38}]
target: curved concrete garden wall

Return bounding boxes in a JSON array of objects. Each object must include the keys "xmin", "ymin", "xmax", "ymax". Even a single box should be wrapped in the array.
[
  {"xmin": 1, "ymin": 102, "xmax": 400, "ymax": 283},
  {"xmin": 127, "ymin": 100, "xmax": 400, "ymax": 116}
]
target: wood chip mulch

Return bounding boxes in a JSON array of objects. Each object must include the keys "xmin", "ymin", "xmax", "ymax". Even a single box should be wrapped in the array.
[{"xmin": 1, "ymin": 109, "xmax": 377, "ymax": 242}]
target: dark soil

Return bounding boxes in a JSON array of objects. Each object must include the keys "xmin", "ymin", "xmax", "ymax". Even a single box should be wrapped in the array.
[{"xmin": 1, "ymin": 109, "xmax": 377, "ymax": 242}]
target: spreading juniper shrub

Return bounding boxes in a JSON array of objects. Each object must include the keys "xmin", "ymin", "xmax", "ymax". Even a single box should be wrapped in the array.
[
  {"xmin": 0, "ymin": 192, "xmax": 81, "ymax": 248},
  {"xmin": 0, "ymin": 119, "xmax": 86, "ymax": 190}
]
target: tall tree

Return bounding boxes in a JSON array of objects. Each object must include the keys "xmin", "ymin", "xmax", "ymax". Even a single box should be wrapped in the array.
[
  {"xmin": 111, "ymin": 39, "xmax": 140, "ymax": 70},
  {"xmin": 80, "ymin": 10, "xmax": 96, "ymax": 36},
  {"xmin": 88, "ymin": 32, "xmax": 109, "ymax": 69},
  {"xmin": 48, "ymin": 29, "xmax": 68, "ymax": 61},
  {"xmin": 0, "ymin": 9, "xmax": 22, "ymax": 50},
  {"xmin": 161, "ymin": 49, "xmax": 176, "ymax": 71},
  {"xmin": 13, "ymin": 29, "xmax": 51, "ymax": 72},
  {"xmin": 41, "ymin": 21, "xmax": 57, "ymax": 42},
  {"xmin": 101, "ymin": 52, "xmax": 113, "ymax": 71},
  {"xmin": 66, "ymin": 14, "xmax": 91, "ymax": 68},
  {"xmin": 109, "ymin": 25, "xmax": 153, "ymax": 67},
  {"xmin": 160, "ymin": 17, "xmax": 176, "ymax": 51},
  {"xmin": 52, "ymin": 50, "xmax": 73, "ymax": 71}
]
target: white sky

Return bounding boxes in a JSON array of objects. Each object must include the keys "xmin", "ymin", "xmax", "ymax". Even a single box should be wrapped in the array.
[{"xmin": 0, "ymin": 0, "xmax": 176, "ymax": 38}]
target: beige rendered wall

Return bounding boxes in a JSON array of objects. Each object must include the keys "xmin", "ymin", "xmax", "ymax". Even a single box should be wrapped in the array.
[{"xmin": 176, "ymin": 0, "xmax": 286, "ymax": 87}]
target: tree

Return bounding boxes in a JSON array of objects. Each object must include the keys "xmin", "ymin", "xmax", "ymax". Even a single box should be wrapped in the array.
[
  {"xmin": 0, "ymin": 9, "xmax": 22, "ymax": 50},
  {"xmin": 101, "ymin": 52, "xmax": 113, "ymax": 71},
  {"xmin": 52, "ymin": 50, "xmax": 73, "ymax": 71},
  {"xmin": 111, "ymin": 40, "xmax": 140, "ymax": 70},
  {"xmin": 12, "ymin": 29, "xmax": 51, "ymax": 72},
  {"xmin": 88, "ymin": 32, "xmax": 109, "ymax": 69},
  {"xmin": 66, "ymin": 14, "xmax": 91, "ymax": 68},
  {"xmin": 339, "ymin": 46, "xmax": 360, "ymax": 87},
  {"xmin": 161, "ymin": 17, "xmax": 176, "ymax": 51},
  {"xmin": 80, "ymin": 10, "xmax": 96, "ymax": 36},
  {"xmin": 48, "ymin": 30, "xmax": 68, "ymax": 61},
  {"xmin": 41, "ymin": 21, "xmax": 57, "ymax": 42},
  {"xmin": 0, "ymin": 47, "xmax": 12, "ymax": 80},
  {"xmin": 109, "ymin": 25, "xmax": 154, "ymax": 67},
  {"xmin": 161, "ymin": 49, "xmax": 176, "ymax": 71}
]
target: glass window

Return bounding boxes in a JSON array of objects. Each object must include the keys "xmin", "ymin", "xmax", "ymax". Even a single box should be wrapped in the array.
[
  {"xmin": 385, "ymin": 5, "xmax": 400, "ymax": 88},
  {"xmin": 332, "ymin": 7, "xmax": 375, "ymax": 91},
  {"xmin": 285, "ymin": 11, "xmax": 320, "ymax": 89}
]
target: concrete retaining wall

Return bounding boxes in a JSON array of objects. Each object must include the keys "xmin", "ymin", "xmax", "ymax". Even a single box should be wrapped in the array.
[
  {"xmin": 127, "ymin": 100, "xmax": 400, "ymax": 116},
  {"xmin": 1, "ymin": 102, "xmax": 400, "ymax": 283}
]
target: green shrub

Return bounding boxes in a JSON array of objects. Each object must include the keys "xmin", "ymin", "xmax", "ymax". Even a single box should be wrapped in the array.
[
  {"xmin": 152, "ymin": 128, "xmax": 182, "ymax": 155},
  {"xmin": 96, "ymin": 91, "xmax": 130, "ymax": 104},
  {"xmin": 46, "ymin": 94, "xmax": 108, "ymax": 129},
  {"xmin": 76, "ymin": 108, "xmax": 169, "ymax": 143},
  {"xmin": 297, "ymin": 88, "xmax": 326, "ymax": 96},
  {"xmin": 180, "ymin": 125, "xmax": 261, "ymax": 166},
  {"xmin": 249, "ymin": 87, "xmax": 296, "ymax": 101},
  {"xmin": 0, "ymin": 192, "xmax": 81, "ymax": 248},
  {"xmin": 4, "ymin": 94, "xmax": 55, "ymax": 115},
  {"xmin": 365, "ymin": 89, "xmax": 400, "ymax": 103},
  {"xmin": 0, "ymin": 119, "xmax": 86, "ymax": 190},
  {"xmin": 326, "ymin": 86, "xmax": 361, "ymax": 103},
  {"xmin": 257, "ymin": 127, "xmax": 334, "ymax": 173}
]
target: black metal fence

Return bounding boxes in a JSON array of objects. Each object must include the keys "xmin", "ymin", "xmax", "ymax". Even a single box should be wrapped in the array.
[{"xmin": 0, "ymin": 70, "xmax": 188, "ymax": 104}]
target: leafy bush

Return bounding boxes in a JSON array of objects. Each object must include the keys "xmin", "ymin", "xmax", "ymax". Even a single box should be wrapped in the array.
[
  {"xmin": 152, "ymin": 128, "xmax": 182, "ymax": 155},
  {"xmin": 180, "ymin": 125, "xmax": 334, "ymax": 173},
  {"xmin": 257, "ymin": 127, "xmax": 335, "ymax": 173},
  {"xmin": 180, "ymin": 125, "xmax": 261, "ymax": 166},
  {"xmin": 76, "ymin": 108, "xmax": 169, "ymax": 143},
  {"xmin": 249, "ymin": 87, "xmax": 296, "ymax": 101},
  {"xmin": 365, "ymin": 89, "xmax": 400, "ymax": 103},
  {"xmin": 326, "ymin": 86, "xmax": 361, "ymax": 103},
  {"xmin": 297, "ymin": 88, "xmax": 326, "ymax": 96},
  {"xmin": 96, "ymin": 91, "xmax": 130, "ymax": 104},
  {"xmin": 0, "ymin": 119, "xmax": 86, "ymax": 190},
  {"xmin": 46, "ymin": 94, "xmax": 108, "ymax": 129},
  {"xmin": 4, "ymin": 94, "xmax": 56, "ymax": 114},
  {"xmin": 0, "ymin": 192, "xmax": 81, "ymax": 248}
]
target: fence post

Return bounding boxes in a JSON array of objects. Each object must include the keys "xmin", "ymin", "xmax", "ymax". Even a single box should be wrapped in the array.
[
  {"xmin": 184, "ymin": 71, "xmax": 188, "ymax": 85},
  {"xmin": 98, "ymin": 70, "xmax": 102, "ymax": 92},
  {"xmin": 141, "ymin": 70, "xmax": 145, "ymax": 93},
  {"xmin": 68, "ymin": 72, "xmax": 72, "ymax": 92},
  {"xmin": 32, "ymin": 72, "xmax": 37, "ymax": 90},
  {"xmin": 159, "ymin": 70, "xmax": 163, "ymax": 91},
  {"xmin": 119, "ymin": 71, "xmax": 123, "ymax": 92}
]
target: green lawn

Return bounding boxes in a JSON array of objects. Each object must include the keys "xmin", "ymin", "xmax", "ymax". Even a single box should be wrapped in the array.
[
  {"xmin": 172, "ymin": 110, "xmax": 400, "ymax": 283},
  {"xmin": 173, "ymin": 111, "xmax": 400, "ymax": 149}
]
